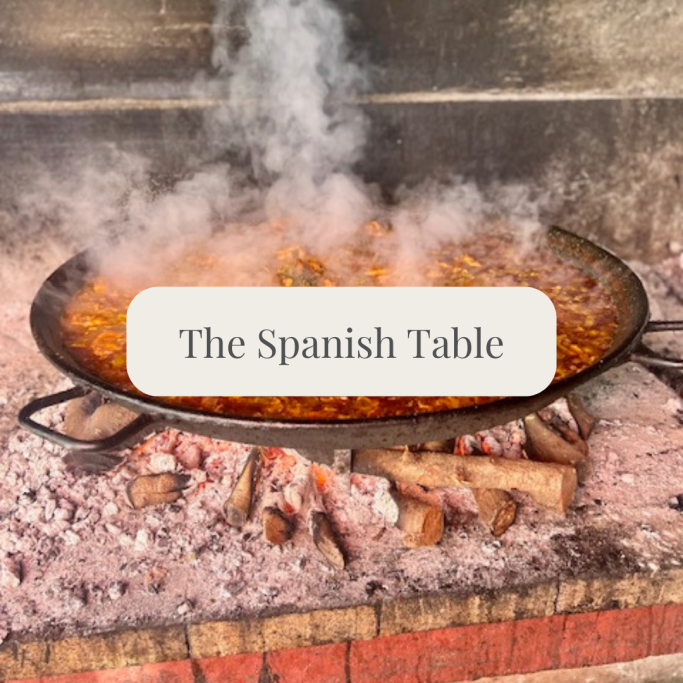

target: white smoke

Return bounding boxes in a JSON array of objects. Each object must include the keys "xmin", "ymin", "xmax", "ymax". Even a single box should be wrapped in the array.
[
  {"xmin": 13, "ymin": 0, "xmax": 546, "ymax": 268},
  {"xmin": 217, "ymin": 0, "xmax": 367, "ymax": 178},
  {"xmin": 206, "ymin": 0, "xmax": 374, "ymax": 247}
]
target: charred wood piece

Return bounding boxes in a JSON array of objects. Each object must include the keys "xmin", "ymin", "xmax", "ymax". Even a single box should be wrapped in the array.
[
  {"xmin": 453, "ymin": 438, "xmax": 518, "ymax": 535},
  {"xmin": 392, "ymin": 483, "xmax": 444, "ymax": 547},
  {"xmin": 311, "ymin": 511, "xmax": 346, "ymax": 570},
  {"xmin": 262, "ymin": 506, "xmax": 296, "ymax": 545},
  {"xmin": 224, "ymin": 448, "xmax": 262, "ymax": 529},
  {"xmin": 126, "ymin": 473, "xmax": 190, "ymax": 509},
  {"xmin": 547, "ymin": 416, "xmax": 589, "ymax": 458},
  {"xmin": 567, "ymin": 394, "xmax": 598, "ymax": 439},
  {"xmin": 307, "ymin": 467, "xmax": 347, "ymax": 568},
  {"xmin": 473, "ymin": 489, "xmax": 517, "ymax": 537},
  {"xmin": 524, "ymin": 414, "xmax": 587, "ymax": 467}
]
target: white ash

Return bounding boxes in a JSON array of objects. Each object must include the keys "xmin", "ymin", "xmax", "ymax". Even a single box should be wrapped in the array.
[
  {"xmin": 1, "ymin": 365, "xmax": 683, "ymax": 643},
  {"xmin": 107, "ymin": 581, "xmax": 126, "ymax": 602},
  {"xmin": 149, "ymin": 453, "xmax": 177, "ymax": 474}
]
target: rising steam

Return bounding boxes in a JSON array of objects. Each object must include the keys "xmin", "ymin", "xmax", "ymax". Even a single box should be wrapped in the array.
[
  {"xmin": 12, "ymin": 0, "xmax": 546, "ymax": 274},
  {"xmin": 207, "ymin": 0, "xmax": 376, "ymax": 247}
]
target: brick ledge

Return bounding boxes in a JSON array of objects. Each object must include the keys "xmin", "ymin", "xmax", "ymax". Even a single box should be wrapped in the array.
[{"xmin": 1, "ymin": 567, "xmax": 682, "ymax": 681}]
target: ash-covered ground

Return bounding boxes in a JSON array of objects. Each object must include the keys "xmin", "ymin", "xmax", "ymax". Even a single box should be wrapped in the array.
[{"xmin": 1, "ymin": 241, "xmax": 682, "ymax": 645}]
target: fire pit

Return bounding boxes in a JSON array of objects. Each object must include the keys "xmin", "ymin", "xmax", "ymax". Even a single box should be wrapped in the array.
[{"xmin": 3, "ymin": 0, "xmax": 683, "ymax": 677}]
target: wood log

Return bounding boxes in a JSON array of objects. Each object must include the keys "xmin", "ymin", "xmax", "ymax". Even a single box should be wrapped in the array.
[
  {"xmin": 306, "ymin": 468, "xmax": 347, "ymax": 569},
  {"xmin": 311, "ymin": 511, "xmax": 346, "ymax": 569},
  {"xmin": 548, "ymin": 417, "xmax": 589, "ymax": 457},
  {"xmin": 567, "ymin": 394, "xmax": 597, "ymax": 439},
  {"xmin": 473, "ymin": 489, "xmax": 517, "ymax": 537},
  {"xmin": 126, "ymin": 473, "xmax": 190, "ymax": 509},
  {"xmin": 524, "ymin": 413, "xmax": 587, "ymax": 466},
  {"xmin": 224, "ymin": 447, "xmax": 262, "ymax": 529},
  {"xmin": 392, "ymin": 484, "xmax": 444, "ymax": 547},
  {"xmin": 262, "ymin": 506, "xmax": 296, "ymax": 545},
  {"xmin": 352, "ymin": 448, "xmax": 577, "ymax": 513}
]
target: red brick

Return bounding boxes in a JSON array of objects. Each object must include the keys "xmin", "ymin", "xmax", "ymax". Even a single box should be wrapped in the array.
[
  {"xmin": 267, "ymin": 642, "xmax": 347, "ymax": 683},
  {"xmin": 558, "ymin": 607, "xmax": 652, "ymax": 669},
  {"xmin": 7, "ymin": 659, "xmax": 195, "ymax": 683},
  {"xmin": 650, "ymin": 603, "xmax": 683, "ymax": 656},
  {"xmin": 350, "ymin": 621, "xmax": 532, "ymax": 683},
  {"xmin": 597, "ymin": 606, "xmax": 653, "ymax": 664},
  {"xmin": 194, "ymin": 652, "xmax": 263, "ymax": 683},
  {"xmin": 350, "ymin": 631, "xmax": 427, "ymax": 683},
  {"xmin": 351, "ymin": 615, "xmax": 583, "ymax": 683},
  {"xmin": 555, "ymin": 610, "xmax": 600, "ymax": 670},
  {"xmin": 507, "ymin": 614, "xmax": 565, "ymax": 674},
  {"xmin": 350, "ymin": 606, "xmax": 682, "ymax": 683}
]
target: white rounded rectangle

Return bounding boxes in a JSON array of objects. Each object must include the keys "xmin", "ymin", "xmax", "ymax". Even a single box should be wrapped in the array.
[{"xmin": 126, "ymin": 287, "xmax": 557, "ymax": 397}]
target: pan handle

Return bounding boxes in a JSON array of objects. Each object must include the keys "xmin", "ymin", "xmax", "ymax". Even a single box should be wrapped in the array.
[
  {"xmin": 630, "ymin": 320, "xmax": 683, "ymax": 369},
  {"xmin": 18, "ymin": 386, "xmax": 157, "ymax": 453}
]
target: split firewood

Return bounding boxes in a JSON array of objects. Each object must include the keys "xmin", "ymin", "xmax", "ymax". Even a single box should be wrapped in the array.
[
  {"xmin": 567, "ymin": 394, "xmax": 597, "ymax": 439},
  {"xmin": 524, "ymin": 413, "xmax": 587, "ymax": 466},
  {"xmin": 308, "ymin": 467, "xmax": 346, "ymax": 569},
  {"xmin": 311, "ymin": 511, "xmax": 346, "ymax": 569},
  {"xmin": 352, "ymin": 449, "xmax": 577, "ymax": 513},
  {"xmin": 547, "ymin": 417, "xmax": 589, "ymax": 458},
  {"xmin": 472, "ymin": 489, "xmax": 517, "ymax": 537},
  {"xmin": 392, "ymin": 482, "xmax": 444, "ymax": 547},
  {"xmin": 64, "ymin": 393, "xmax": 138, "ymax": 440},
  {"xmin": 224, "ymin": 447, "xmax": 262, "ymax": 529},
  {"xmin": 262, "ymin": 506, "xmax": 296, "ymax": 545},
  {"xmin": 126, "ymin": 473, "xmax": 190, "ymax": 509},
  {"xmin": 260, "ymin": 481, "xmax": 297, "ymax": 545}
]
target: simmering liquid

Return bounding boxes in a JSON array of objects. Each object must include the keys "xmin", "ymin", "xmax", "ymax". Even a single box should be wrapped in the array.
[{"xmin": 61, "ymin": 226, "xmax": 618, "ymax": 420}]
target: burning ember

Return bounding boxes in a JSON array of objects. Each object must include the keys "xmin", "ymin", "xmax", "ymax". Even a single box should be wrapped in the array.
[{"xmin": 61, "ymin": 224, "xmax": 618, "ymax": 419}]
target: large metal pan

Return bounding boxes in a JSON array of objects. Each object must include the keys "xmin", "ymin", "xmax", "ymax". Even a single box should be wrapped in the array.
[{"xmin": 18, "ymin": 227, "xmax": 683, "ymax": 453}]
